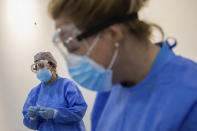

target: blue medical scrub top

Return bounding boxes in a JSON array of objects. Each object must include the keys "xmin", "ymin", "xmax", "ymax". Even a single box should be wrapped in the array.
[
  {"xmin": 91, "ymin": 41, "xmax": 197, "ymax": 131},
  {"xmin": 23, "ymin": 76, "xmax": 87, "ymax": 131}
]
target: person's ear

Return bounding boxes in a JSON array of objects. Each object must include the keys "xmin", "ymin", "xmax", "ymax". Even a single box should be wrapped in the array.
[{"xmin": 102, "ymin": 24, "xmax": 123, "ymax": 43}]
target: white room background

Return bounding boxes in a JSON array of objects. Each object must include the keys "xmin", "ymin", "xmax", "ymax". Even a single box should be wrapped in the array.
[{"xmin": 0, "ymin": 0, "xmax": 196, "ymax": 131}]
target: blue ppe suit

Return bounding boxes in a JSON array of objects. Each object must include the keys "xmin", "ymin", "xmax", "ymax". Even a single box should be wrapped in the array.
[
  {"xmin": 23, "ymin": 76, "xmax": 87, "ymax": 131},
  {"xmin": 91, "ymin": 41, "xmax": 197, "ymax": 131}
]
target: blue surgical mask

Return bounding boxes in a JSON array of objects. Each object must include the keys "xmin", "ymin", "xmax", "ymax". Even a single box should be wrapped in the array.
[
  {"xmin": 36, "ymin": 69, "xmax": 52, "ymax": 83},
  {"xmin": 65, "ymin": 35, "xmax": 119, "ymax": 92}
]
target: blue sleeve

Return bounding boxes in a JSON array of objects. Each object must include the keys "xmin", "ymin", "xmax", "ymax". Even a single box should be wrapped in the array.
[
  {"xmin": 54, "ymin": 81, "xmax": 87, "ymax": 124},
  {"xmin": 180, "ymin": 103, "xmax": 197, "ymax": 131},
  {"xmin": 22, "ymin": 87, "xmax": 42, "ymax": 130},
  {"xmin": 91, "ymin": 92, "xmax": 111, "ymax": 131}
]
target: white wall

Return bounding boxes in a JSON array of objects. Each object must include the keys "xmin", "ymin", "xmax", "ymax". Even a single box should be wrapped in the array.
[
  {"xmin": 0, "ymin": 0, "xmax": 196, "ymax": 131},
  {"xmin": 142, "ymin": 0, "xmax": 197, "ymax": 61},
  {"xmin": 0, "ymin": 0, "xmax": 96, "ymax": 130}
]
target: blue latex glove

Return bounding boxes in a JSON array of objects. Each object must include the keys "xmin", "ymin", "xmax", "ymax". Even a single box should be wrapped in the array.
[
  {"xmin": 27, "ymin": 106, "xmax": 40, "ymax": 118},
  {"xmin": 39, "ymin": 107, "xmax": 56, "ymax": 120}
]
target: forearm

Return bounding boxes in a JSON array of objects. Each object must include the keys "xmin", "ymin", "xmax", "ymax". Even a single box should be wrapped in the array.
[{"xmin": 54, "ymin": 106, "xmax": 87, "ymax": 124}]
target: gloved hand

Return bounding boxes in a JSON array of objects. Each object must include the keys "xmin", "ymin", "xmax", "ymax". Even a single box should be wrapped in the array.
[
  {"xmin": 27, "ymin": 106, "xmax": 40, "ymax": 118},
  {"xmin": 39, "ymin": 107, "xmax": 57, "ymax": 120}
]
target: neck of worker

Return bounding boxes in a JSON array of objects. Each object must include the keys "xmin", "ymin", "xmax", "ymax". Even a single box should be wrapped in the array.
[{"xmin": 112, "ymin": 35, "xmax": 160, "ymax": 86}]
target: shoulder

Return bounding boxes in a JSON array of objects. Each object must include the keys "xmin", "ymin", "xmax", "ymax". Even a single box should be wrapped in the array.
[
  {"xmin": 167, "ymin": 56, "xmax": 197, "ymax": 78},
  {"xmin": 29, "ymin": 83, "xmax": 42, "ymax": 96},
  {"xmin": 153, "ymin": 56, "xmax": 197, "ymax": 109},
  {"xmin": 25, "ymin": 84, "xmax": 42, "ymax": 105},
  {"xmin": 171, "ymin": 56, "xmax": 197, "ymax": 69},
  {"xmin": 57, "ymin": 76, "xmax": 79, "ymax": 91},
  {"xmin": 57, "ymin": 76, "xmax": 76, "ymax": 85},
  {"xmin": 161, "ymin": 56, "xmax": 197, "ymax": 78},
  {"xmin": 159, "ymin": 56, "xmax": 197, "ymax": 91},
  {"xmin": 160, "ymin": 56, "xmax": 197, "ymax": 72}
]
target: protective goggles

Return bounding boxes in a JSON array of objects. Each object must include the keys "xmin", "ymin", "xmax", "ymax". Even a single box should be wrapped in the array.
[
  {"xmin": 31, "ymin": 60, "xmax": 51, "ymax": 73},
  {"xmin": 52, "ymin": 13, "xmax": 138, "ymax": 48},
  {"xmin": 53, "ymin": 24, "xmax": 82, "ymax": 52}
]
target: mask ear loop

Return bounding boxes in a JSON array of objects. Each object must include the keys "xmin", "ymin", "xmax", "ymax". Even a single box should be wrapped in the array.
[
  {"xmin": 85, "ymin": 34, "xmax": 101, "ymax": 57},
  {"xmin": 107, "ymin": 43, "xmax": 119, "ymax": 70},
  {"xmin": 84, "ymin": 33, "xmax": 119, "ymax": 70}
]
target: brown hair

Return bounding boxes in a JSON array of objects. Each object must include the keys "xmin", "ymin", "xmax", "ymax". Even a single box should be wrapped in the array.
[{"xmin": 48, "ymin": 0, "xmax": 164, "ymax": 41}]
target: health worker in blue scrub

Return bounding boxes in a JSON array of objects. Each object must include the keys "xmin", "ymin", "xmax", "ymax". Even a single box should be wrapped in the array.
[
  {"xmin": 48, "ymin": 0, "xmax": 197, "ymax": 131},
  {"xmin": 22, "ymin": 52, "xmax": 87, "ymax": 131}
]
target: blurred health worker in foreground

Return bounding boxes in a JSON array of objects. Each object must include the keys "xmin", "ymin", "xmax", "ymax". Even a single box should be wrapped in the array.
[
  {"xmin": 22, "ymin": 52, "xmax": 87, "ymax": 131},
  {"xmin": 49, "ymin": 0, "xmax": 197, "ymax": 130}
]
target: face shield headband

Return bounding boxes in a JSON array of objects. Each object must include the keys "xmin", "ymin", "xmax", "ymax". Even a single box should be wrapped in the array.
[{"xmin": 76, "ymin": 12, "xmax": 138, "ymax": 41}]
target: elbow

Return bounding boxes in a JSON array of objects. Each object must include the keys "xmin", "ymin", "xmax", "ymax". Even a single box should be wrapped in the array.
[
  {"xmin": 82, "ymin": 105, "xmax": 88, "ymax": 117},
  {"xmin": 75, "ymin": 106, "xmax": 88, "ymax": 122},
  {"xmin": 75, "ymin": 105, "xmax": 87, "ymax": 121},
  {"xmin": 81, "ymin": 103, "xmax": 88, "ymax": 115}
]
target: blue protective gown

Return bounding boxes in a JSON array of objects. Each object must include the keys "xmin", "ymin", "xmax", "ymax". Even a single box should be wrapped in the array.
[
  {"xmin": 23, "ymin": 76, "xmax": 87, "ymax": 131},
  {"xmin": 91, "ymin": 41, "xmax": 197, "ymax": 131}
]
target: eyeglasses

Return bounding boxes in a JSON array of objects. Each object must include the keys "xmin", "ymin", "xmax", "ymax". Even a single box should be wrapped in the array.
[{"xmin": 31, "ymin": 60, "xmax": 50, "ymax": 73}]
